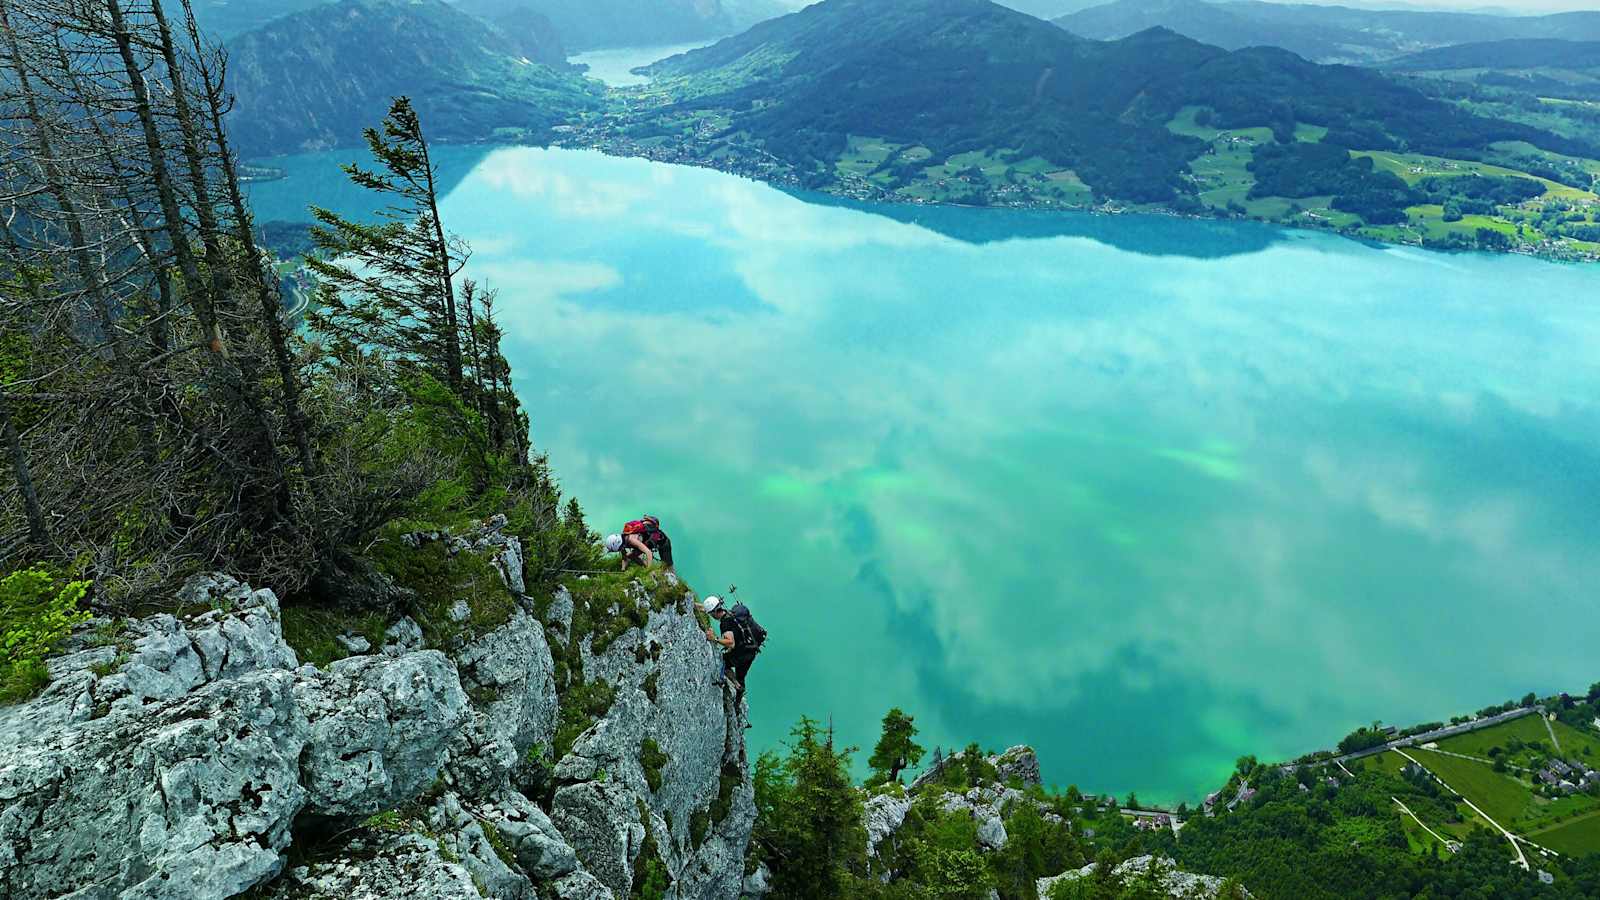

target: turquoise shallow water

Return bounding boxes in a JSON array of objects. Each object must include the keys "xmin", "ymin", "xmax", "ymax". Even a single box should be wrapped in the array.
[{"xmin": 250, "ymin": 146, "xmax": 1600, "ymax": 803}]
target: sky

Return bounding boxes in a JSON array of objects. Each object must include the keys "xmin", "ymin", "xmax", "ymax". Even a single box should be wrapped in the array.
[{"xmin": 772, "ymin": 0, "xmax": 1600, "ymax": 15}]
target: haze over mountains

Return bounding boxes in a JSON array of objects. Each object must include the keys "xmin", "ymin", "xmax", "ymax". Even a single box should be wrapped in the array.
[{"xmin": 1055, "ymin": 0, "xmax": 1600, "ymax": 63}]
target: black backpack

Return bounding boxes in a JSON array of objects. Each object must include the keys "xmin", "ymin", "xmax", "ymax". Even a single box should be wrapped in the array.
[{"xmin": 731, "ymin": 602, "xmax": 767, "ymax": 649}]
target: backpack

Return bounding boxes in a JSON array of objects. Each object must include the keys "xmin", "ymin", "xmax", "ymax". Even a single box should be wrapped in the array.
[
  {"xmin": 623, "ymin": 518, "xmax": 653, "ymax": 537},
  {"xmin": 731, "ymin": 603, "xmax": 767, "ymax": 649}
]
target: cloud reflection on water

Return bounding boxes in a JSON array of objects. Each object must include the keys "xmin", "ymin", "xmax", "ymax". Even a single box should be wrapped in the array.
[{"xmin": 442, "ymin": 146, "xmax": 1600, "ymax": 801}]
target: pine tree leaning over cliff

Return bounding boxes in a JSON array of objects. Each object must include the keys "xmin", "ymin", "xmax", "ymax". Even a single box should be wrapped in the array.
[
  {"xmin": 307, "ymin": 97, "xmax": 468, "ymax": 395},
  {"xmin": 0, "ymin": 1, "xmax": 584, "ymax": 624},
  {"xmin": 868, "ymin": 707, "xmax": 925, "ymax": 786}
]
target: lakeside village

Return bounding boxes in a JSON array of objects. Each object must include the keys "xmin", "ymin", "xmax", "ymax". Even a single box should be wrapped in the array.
[
  {"xmin": 944, "ymin": 699, "xmax": 1600, "ymax": 851},
  {"xmin": 554, "ymin": 94, "xmax": 1600, "ymax": 265}
]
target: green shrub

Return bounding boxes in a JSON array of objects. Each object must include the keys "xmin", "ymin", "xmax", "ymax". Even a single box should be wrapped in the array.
[
  {"xmin": 641, "ymin": 737, "xmax": 669, "ymax": 793},
  {"xmin": 2, "ymin": 567, "xmax": 92, "ymax": 704},
  {"xmin": 689, "ymin": 807, "xmax": 711, "ymax": 847},
  {"xmin": 371, "ymin": 536, "xmax": 515, "ymax": 647},
  {"xmin": 554, "ymin": 676, "xmax": 617, "ymax": 758},
  {"xmin": 280, "ymin": 605, "xmax": 389, "ymax": 668},
  {"xmin": 630, "ymin": 805, "xmax": 671, "ymax": 900},
  {"xmin": 712, "ymin": 761, "xmax": 742, "ymax": 825},
  {"xmin": 564, "ymin": 568, "xmax": 686, "ymax": 656}
]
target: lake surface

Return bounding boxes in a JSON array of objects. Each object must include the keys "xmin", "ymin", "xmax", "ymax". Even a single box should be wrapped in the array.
[
  {"xmin": 568, "ymin": 41, "xmax": 719, "ymax": 87},
  {"xmin": 249, "ymin": 146, "xmax": 1600, "ymax": 803}
]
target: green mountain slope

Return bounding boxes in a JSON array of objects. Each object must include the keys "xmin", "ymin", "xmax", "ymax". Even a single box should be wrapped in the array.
[
  {"xmin": 1384, "ymin": 39, "xmax": 1600, "ymax": 73},
  {"xmin": 226, "ymin": 0, "xmax": 603, "ymax": 157},
  {"xmin": 1056, "ymin": 0, "xmax": 1600, "ymax": 65},
  {"xmin": 639, "ymin": 0, "xmax": 1593, "ymax": 204}
]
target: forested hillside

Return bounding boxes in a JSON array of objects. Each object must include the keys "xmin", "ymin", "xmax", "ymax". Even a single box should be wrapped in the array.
[
  {"xmin": 636, "ymin": 0, "xmax": 1594, "ymax": 205},
  {"xmin": 1385, "ymin": 40, "xmax": 1600, "ymax": 74},
  {"xmin": 745, "ymin": 694, "xmax": 1600, "ymax": 899},
  {"xmin": 227, "ymin": 0, "xmax": 602, "ymax": 157}
]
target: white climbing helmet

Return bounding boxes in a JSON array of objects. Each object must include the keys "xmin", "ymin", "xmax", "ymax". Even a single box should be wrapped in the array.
[
  {"xmin": 702, "ymin": 596, "xmax": 722, "ymax": 614},
  {"xmin": 604, "ymin": 533, "xmax": 623, "ymax": 553}
]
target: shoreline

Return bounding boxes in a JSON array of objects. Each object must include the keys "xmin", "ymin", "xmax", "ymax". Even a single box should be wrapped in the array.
[{"xmin": 553, "ymin": 121, "xmax": 1600, "ymax": 266}]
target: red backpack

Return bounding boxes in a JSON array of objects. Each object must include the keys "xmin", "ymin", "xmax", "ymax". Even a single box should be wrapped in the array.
[{"xmin": 623, "ymin": 516, "xmax": 661, "ymax": 541}]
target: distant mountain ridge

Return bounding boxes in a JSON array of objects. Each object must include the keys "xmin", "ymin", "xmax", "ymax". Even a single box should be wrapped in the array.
[
  {"xmin": 454, "ymin": 0, "xmax": 792, "ymax": 50},
  {"xmin": 227, "ymin": 0, "xmax": 602, "ymax": 157},
  {"xmin": 643, "ymin": 0, "xmax": 1591, "ymax": 202},
  {"xmin": 1055, "ymin": 0, "xmax": 1600, "ymax": 64},
  {"xmin": 1383, "ymin": 39, "xmax": 1600, "ymax": 72}
]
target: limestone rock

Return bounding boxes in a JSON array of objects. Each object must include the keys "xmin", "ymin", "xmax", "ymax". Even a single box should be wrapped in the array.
[
  {"xmin": 427, "ymin": 791, "xmax": 535, "ymax": 899},
  {"xmin": 296, "ymin": 651, "xmax": 469, "ymax": 818},
  {"xmin": 384, "ymin": 616, "xmax": 425, "ymax": 656},
  {"xmin": 993, "ymin": 746, "xmax": 1042, "ymax": 787},
  {"xmin": 937, "ymin": 785, "xmax": 1020, "ymax": 850},
  {"xmin": 90, "ymin": 575, "xmax": 297, "ymax": 720},
  {"xmin": 0, "ymin": 670, "xmax": 309, "ymax": 899},
  {"xmin": 478, "ymin": 790, "xmax": 580, "ymax": 879},
  {"xmin": 448, "ymin": 608, "xmax": 559, "ymax": 795},
  {"xmin": 553, "ymin": 779, "xmax": 640, "ymax": 897},
  {"xmin": 258, "ymin": 834, "xmax": 483, "ymax": 899},
  {"xmin": 554, "ymin": 870, "xmax": 617, "ymax": 900},
  {"xmin": 2, "ymin": 565, "xmax": 757, "ymax": 900},
  {"xmin": 550, "ymin": 577, "xmax": 756, "ymax": 900},
  {"xmin": 337, "ymin": 632, "xmax": 373, "ymax": 654},
  {"xmin": 545, "ymin": 585, "xmax": 575, "ymax": 644},
  {"xmin": 741, "ymin": 862, "xmax": 772, "ymax": 898},
  {"xmin": 1038, "ymin": 856, "xmax": 1247, "ymax": 899},
  {"xmin": 864, "ymin": 792, "xmax": 912, "ymax": 858}
]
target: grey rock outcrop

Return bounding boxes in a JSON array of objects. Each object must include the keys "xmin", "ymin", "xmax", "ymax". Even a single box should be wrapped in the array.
[
  {"xmin": 740, "ymin": 862, "xmax": 772, "ymax": 899},
  {"xmin": 1, "ymin": 546, "xmax": 755, "ymax": 900},
  {"xmin": 993, "ymin": 746, "xmax": 1042, "ymax": 787},
  {"xmin": 296, "ymin": 650, "xmax": 469, "ymax": 817},
  {"xmin": 545, "ymin": 574, "xmax": 757, "ymax": 900},
  {"xmin": 479, "ymin": 790, "xmax": 582, "ymax": 879},
  {"xmin": 258, "ymin": 834, "xmax": 484, "ymax": 899},
  {"xmin": 911, "ymin": 744, "xmax": 1039, "ymax": 793},
  {"xmin": 0, "ymin": 668, "xmax": 308, "ymax": 899},
  {"xmin": 939, "ymin": 784, "xmax": 1022, "ymax": 850},
  {"xmin": 1038, "ymin": 856, "xmax": 1248, "ymax": 899},
  {"xmin": 448, "ymin": 608, "xmax": 559, "ymax": 795},
  {"xmin": 864, "ymin": 792, "xmax": 912, "ymax": 859}
]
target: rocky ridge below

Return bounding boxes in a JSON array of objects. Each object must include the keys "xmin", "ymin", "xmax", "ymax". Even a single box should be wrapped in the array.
[{"xmin": 0, "ymin": 520, "xmax": 754, "ymax": 900}]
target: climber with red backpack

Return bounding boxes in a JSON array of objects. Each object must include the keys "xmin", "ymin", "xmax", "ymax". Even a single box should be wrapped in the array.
[
  {"xmin": 613, "ymin": 515, "xmax": 673, "ymax": 574},
  {"xmin": 703, "ymin": 588, "xmax": 766, "ymax": 697}
]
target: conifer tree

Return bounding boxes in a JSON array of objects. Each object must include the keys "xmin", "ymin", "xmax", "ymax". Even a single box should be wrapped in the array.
[
  {"xmin": 868, "ymin": 707, "xmax": 925, "ymax": 785},
  {"xmin": 307, "ymin": 97, "xmax": 467, "ymax": 394}
]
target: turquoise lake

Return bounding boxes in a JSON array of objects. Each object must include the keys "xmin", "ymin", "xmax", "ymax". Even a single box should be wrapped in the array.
[{"xmin": 249, "ymin": 146, "xmax": 1600, "ymax": 803}]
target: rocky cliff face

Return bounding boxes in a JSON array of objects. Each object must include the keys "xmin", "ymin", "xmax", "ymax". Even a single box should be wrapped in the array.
[{"xmin": 0, "ymin": 524, "xmax": 753, "ymax": 900}]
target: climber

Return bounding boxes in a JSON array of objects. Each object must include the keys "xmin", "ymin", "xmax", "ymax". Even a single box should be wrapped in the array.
[
  {"xmin": 619, "ymin": 515, "xmax": 673, "ymax": 574},
  {"xmin": 702, "ymin": 595, "xmax": 765, "ymax": 696}
]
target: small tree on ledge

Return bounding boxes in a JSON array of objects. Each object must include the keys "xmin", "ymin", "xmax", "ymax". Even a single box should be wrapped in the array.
[{"xmin": 868, "ymin": 707, "xmax": 925, "ymax": 786}]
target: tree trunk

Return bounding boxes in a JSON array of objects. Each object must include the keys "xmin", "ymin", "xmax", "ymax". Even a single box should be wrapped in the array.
[
  {"xmin": 148, "ymin": 0, "xmax": 295, "ymax": 524},
  {"xmin": 415, "ymin": 127, "xmax": 466, "ymax": 395},
  {"xmin": 0, "ymin": 397, "xmax": 49, "ymax": 550},
  {"xmin": 179, "ymin": 0, "xmax": 319, "ymax": 484}
]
